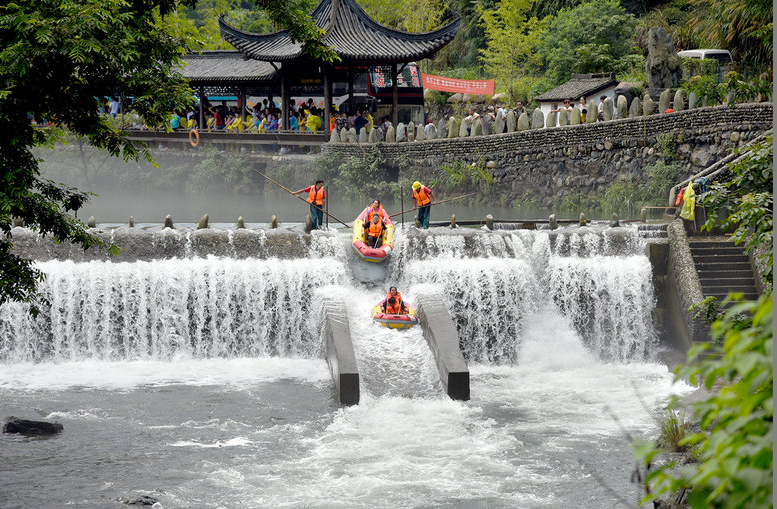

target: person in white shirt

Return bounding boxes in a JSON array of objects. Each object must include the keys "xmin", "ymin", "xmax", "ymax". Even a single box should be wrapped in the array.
[{"xmin": 109, "ymin": 97, "xmax": 121, "ymax": 118}]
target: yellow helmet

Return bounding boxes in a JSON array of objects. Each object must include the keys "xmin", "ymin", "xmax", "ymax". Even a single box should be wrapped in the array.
[{"xmin": 412, "ymin": 181, "xmax": 421, "ymax": 190}]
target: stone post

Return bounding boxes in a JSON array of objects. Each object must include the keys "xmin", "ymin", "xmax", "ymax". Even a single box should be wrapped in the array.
[
  {"xmin": 602, "ymin": 98, "xmax": 613, "ymax": 120},
  {"xmin": 628, "ymin": 97, "xmax": 641, "ymax": 118},
  {"xmin": 517, "ymin": 112, "xmax": 530, "ymax": 130},
  {"xmin": 447, "ymin": 117, "xmax": 458, "ymax": 138},
  {"xmin": 586, "ymin": 100, "xmax": 597, "ymax": 123},
  {"xmin": 557, "ymin": 110, "xmax": 569, "ymax": 126},
  {"xmin": 197, "ymin": 213, "xmax": 209, "ymax": 229},
  {"xmin": 485, "ymin": 214, "xmax": 494, "ymax": 230},
  {"xmin": 531, "ymin": 109, "xmax": 544, "ymax": 129},
  {"xmin": 659, "ymin": 89, "xmax": 671, "ymax": 113},
  {"xmin": 548, "ymin": 214, "xmax": 558, "ymax": 230},
  {"xmin": 643, "ymin": 95, "xmax": 655, "ymax": 116},
  {"xmin": 129, "ymin": 216, "xmax": 134, "ymax": 228},
  {"xmin": 87, "ymin": 216, "xmax": 96, "ymax": 228},
  {"xmin": 506, "ymin": 110, "xmax": 516, "ymax": 132},
  {"xmin": 237, "ymin": 216, "xmax": 245, "ymax": 228},
  {"xmin": 673, "ymin": 89, "xmax": 685, "ymax": 111},
  {"xmin": 579, "ymin": 212, "xmax": 587, "ymax": 226},
  {"xmin": 570, "ymin": 107, "xmax": 581, "ymax": 125},
  {"xmin": 164, "ymin": 214, "xmax": 174, "ymax": 229},
  {"xmin": 545, "ymin": 111, "xmax": 557, "ymax": 128},
  {"xmin": 616, "ymin": 95, "xmax": 628, "ymax": 118},
  {"xmin": 270, "ymin": 215, "xmax": 278, "ymax": 228}
]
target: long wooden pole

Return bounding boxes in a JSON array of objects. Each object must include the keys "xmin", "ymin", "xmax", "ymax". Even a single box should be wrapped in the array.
[
  {"xmin": 251, "ymin": 169, "xmax": 351, "ymax": 228},
  {"xmin": 389, "ymin": 192, "xmax": 477, "ymax": 218}
]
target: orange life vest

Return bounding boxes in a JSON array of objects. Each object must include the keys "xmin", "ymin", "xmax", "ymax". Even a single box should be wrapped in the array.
[
  {"xmin": 307, "ymin": 186, "xmax": 325, "ymax": 205},
  {"xmin": 413, "ymin": 186, "xmax": 431, "ymax": 206},
  {"xmin": 368, "ymin": 220, "xmax": 383, "ymax": 237},
  {"xmin": 386, "ymin": 300, "xmax": 403, "ymax": 314},
  {"xmin": 367, "ymin": 204, "xmax": 385, "ymax": 220},
  {"xmin": 386, "ymin": 291, "xmax": 403, "ymax": 309}
]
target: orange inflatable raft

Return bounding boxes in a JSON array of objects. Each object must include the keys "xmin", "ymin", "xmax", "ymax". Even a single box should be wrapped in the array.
[
  {"xmin": 352, "ymin": 219, "xmax": 395, "ymax": 263},
  {"xmin": 371, "ymin": 303, "xmax": 419, "ymax": 329}
]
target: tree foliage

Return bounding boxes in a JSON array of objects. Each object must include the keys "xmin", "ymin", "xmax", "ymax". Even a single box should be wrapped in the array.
[
  {"xmin": 688, "ymin": 0, "xmax": 773, "ymax": 64},
  {"xmin": 478, "ymin": 0, "xmax": 548, "ymax": 101},
  {"xmin": 357, "ymin": 0, "xmax": 449, "ymax": 32},
  {"xmin": 636, "ymin": 295, "xmax": 773, "ymax": 509},
  {"xmin": 0, "ymin": 0, "xmax": 328, "ymax": 314},
  {"xmin": 538, "ymin": 0, "xmax": 637, "ymax": 85},
  {"xmin": 702, "ymin": 134, "xmax": 773, "ymax": 285}
]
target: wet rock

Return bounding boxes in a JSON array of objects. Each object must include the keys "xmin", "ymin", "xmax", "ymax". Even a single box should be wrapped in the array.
[
  {"xmin": 13, "ymin": 217, "xmax": 24, "ymax": 227},
  {"xmin": 610, "ymin": 213, "xmax": 620, "ymax": 227},
  {"xmin": 485, "ymin": 214, "xmax": 494, "ymax": 230},
  {"xmin": 3, "ymin": 417, "xmax": 63, "ymax": 436},
  {"xmin": 304, "ymin": 215, "xmax": 313, "ymax": 233},
  {"xmin": 579, "ymin": 212, "xmax": 587, "ymax": 226},
  {"xmin": 129, "ymin": 216, "xmax": 135, "ymax": 228},
  {"xmin": 236, "ymin": 216, "xmax": 245, "ymax": 229},
  {"xmin": 87, "ymin": 216, "xmax": 96, "ymax": 228},
  {"xmin": 270, "ymin": 215, "xmax": 278, "ymax": 229},
  {"xmin": 197, "ymin": 214, "xmax": 209, "ymax": 229},
  {"xmin": 548, "ymin": 214, "xmax": 558, "ymax": 230},
  {"xmin": 128, "ymin": 495, "xmax": 158, "ymax": 506},
  {"xmin": 164, "ymin": 215, "xmax": 173, "ymax": 229}
]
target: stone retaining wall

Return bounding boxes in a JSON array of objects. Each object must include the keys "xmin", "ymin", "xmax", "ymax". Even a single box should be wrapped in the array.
[{"xmin": 324, "ymin": 104, "xmax": 772, "ymax": 209}]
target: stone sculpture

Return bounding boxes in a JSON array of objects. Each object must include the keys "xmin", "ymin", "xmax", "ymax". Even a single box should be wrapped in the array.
[{"xmin": 646, "ymin": 27, "xmax": 681, "ymax": 97}]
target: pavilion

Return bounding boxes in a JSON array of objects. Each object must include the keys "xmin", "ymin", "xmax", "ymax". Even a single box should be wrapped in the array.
[{"xmin": 212, "ymin": 0, "xmax": 460, "ymax": 132}]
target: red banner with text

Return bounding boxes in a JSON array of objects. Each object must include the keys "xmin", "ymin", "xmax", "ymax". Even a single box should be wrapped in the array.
[{"xmin": 420, "ymin": 73, "xmax": 495, "ymax": 95}]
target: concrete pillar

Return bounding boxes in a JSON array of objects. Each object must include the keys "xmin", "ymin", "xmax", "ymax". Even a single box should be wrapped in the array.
[
  {"xmin": 323, "ymin": 299, "xmax": 360, "ymax": 405},
  {"xmin": 415, "ymin": 292, "xmax": 469, "ymax": 401}
]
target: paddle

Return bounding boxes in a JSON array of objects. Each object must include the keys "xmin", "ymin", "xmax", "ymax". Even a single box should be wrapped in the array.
[
  {"xmin": 389, "ymin": 192, "xmax": 476, "ymax": 218},
  {"xmin": 252, "ymin": 169, "xmax": 351, "ymax": 228}
]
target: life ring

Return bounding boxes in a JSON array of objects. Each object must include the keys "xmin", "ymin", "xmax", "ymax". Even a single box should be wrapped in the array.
[{"xmin": 189, "ymin": 129, "xmax": 200, "ymax": 147}]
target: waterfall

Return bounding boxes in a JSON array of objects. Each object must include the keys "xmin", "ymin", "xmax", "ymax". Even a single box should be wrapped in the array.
[
  {"xmin": 0, "ymin": 257, "xmax": 347, "ymax": 362},
  {"xmin": 399, "ymin": 228, "xmax": 656, "ymax": 362},
  {"xmin": 1, "ymin": 227, "xmax": 658, "ymax": 365}
]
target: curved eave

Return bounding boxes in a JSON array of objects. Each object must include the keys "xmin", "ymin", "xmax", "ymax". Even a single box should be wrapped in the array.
[
  {"xmin": 325, "ymin": 15, "xmax": 461, "ymax": 65},
  {"xmin": 219, "ymin": 16, "xmax": 303, "ymax": 62}
]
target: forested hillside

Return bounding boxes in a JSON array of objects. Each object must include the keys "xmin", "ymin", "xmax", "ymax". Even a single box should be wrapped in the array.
[{"xmin": 179, "ymin": 0, "xmax": 772, "ymax": 104}]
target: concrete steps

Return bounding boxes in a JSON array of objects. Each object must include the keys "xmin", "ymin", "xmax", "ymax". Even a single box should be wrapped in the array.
[
  {"xmin": 690, "ymin": 238, "xmax": 758, "ymax": 303},
  {"xmin": 637, "ymin": 223, "xmax": 669, "ymax": 239}
]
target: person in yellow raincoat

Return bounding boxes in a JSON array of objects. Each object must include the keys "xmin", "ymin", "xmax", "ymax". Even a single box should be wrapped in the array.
[{"xmin": 679, "ymin": 181, "xmax": 696, "ymax": 221}]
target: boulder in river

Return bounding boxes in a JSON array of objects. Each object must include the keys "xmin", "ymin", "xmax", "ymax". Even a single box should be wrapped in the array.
[{"xmin": 3, "ymin": 417, "xmax": 63, "ymax": 435}]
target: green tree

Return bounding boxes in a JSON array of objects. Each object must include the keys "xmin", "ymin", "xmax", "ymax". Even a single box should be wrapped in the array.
[
  {"xmin": 636, "ymin": 295, "xmax": 773, "ymax": 509},
  {"xmin": 478, "ymin": 0, "xmax": 548, "ymax": 101},
  {"xmin": 538, "ymin": 0, "xmax": 637, "ymax": 85},
  {"xmin": 689, "ymin": 0, "xmax": 773, "ymax": 64},
  {"xmin": 0, "ymin": 0, "xmax": 329, "ymax": 314},
  {"xmin": 702, "ymin": 134, "xmax": 773, "ymax": 286},
  {"xmin": 357, "ymin": 0, "xmax": 448, "ymax": 32}
]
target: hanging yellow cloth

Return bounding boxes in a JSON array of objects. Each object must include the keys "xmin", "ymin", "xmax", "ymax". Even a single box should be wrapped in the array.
[{"xmin": 679, "ymin": 181, "xmax": 696, "ymax": 221}]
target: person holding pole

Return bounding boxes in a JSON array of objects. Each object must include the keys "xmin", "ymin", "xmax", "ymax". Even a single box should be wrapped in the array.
[
  {"xmin": 411, "ymin": 181, "xmax": 436, "ymax": 229},
  {"xmin": 293, "ymin": 180, "xmax": 325, "ymax": 230}
]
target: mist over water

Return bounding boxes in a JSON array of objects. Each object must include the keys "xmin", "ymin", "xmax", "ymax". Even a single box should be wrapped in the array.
[{"xmin": 0, "ymin": 226, "xmax": 686, "ymax": 508}]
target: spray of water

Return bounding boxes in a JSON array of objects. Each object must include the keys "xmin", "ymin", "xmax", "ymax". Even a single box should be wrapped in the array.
[{"xmin": 0, "ymin": 257, "xmax": 347, "ymax": 362}]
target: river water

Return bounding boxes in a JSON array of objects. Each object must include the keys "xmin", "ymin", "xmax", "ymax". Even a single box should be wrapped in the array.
[{"xmin": 0, "ymin": 228, "xmax": 691, "ymax": 508}]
